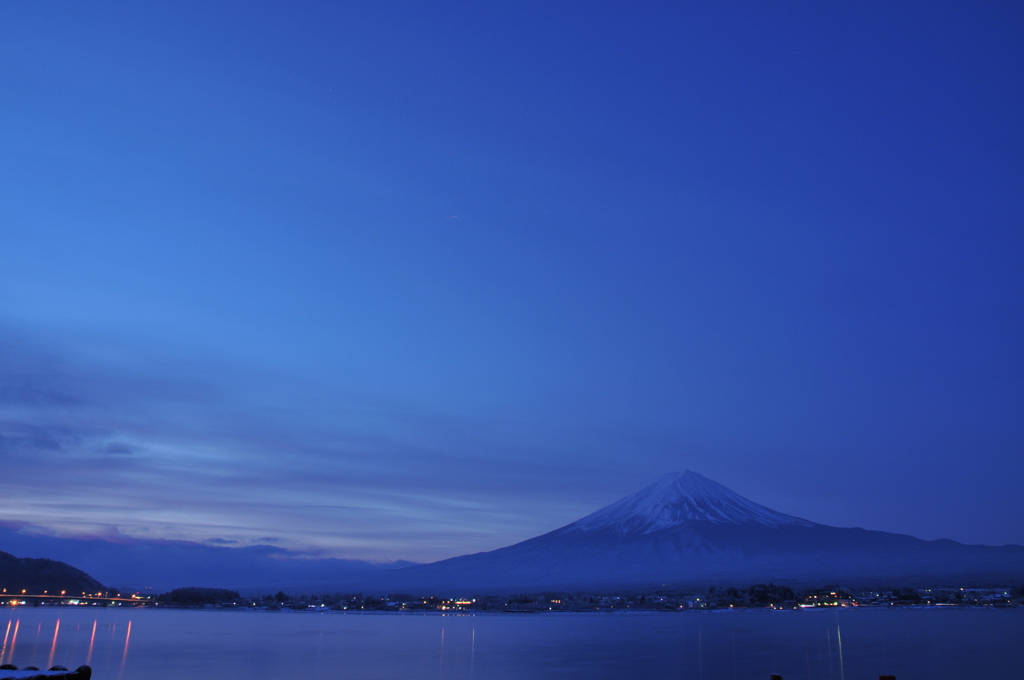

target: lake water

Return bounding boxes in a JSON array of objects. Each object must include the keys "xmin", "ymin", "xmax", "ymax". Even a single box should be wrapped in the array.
[{"xmin": 1, "ymin": 607, "xmax": 1021, "ymax": 680}]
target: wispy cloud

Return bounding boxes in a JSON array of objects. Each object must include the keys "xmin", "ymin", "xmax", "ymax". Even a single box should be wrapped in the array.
[{"xmin": 0, "ymin": 323, "xmax": 602, "ymax": 562}]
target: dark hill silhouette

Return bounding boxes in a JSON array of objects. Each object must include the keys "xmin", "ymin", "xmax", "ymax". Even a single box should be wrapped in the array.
[{"xmin": 0, "ymin": 550, "xmax": 107, "ymax": 595}]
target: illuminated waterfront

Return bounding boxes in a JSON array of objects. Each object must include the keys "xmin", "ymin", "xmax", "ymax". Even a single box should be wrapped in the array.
[{"xmin": 1, "ymin": 607, "xmax": 1022, "ymax": 680}]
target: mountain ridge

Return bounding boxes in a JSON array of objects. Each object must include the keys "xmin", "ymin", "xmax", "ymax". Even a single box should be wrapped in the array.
[
  {"xmin": 0, "ymin": 523, "xmax": 414, "ymax": 593},
  {"xmin": 4, "ymin": 472, "xmax": 1022, "ymax": 594},
  {"xmin": 331, "ymin": 471, "xmax": 1024, "ymax": 594}
]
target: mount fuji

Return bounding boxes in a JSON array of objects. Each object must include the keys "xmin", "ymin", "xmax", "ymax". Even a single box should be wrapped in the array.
[
  {"xmin": 564, "ymin": 470, "xmax": 815, "ymax": 533},
  {"xmin": 341, "ymin": 471, "xmax": 1024, "ymax": 594}
]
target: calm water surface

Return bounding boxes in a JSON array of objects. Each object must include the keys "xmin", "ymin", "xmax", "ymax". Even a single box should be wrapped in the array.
[{"xmin": 1, "ymin": 607, "xmax": 1021, "ymax": 680}]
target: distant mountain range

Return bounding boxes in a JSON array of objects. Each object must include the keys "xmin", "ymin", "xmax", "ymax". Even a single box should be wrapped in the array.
[
  {"xmin": 332, "ymin": 471, "xmax": 1024, "ymax": 594},
  {"xmin": 0, "ymin": 550, "xmax": 107, "ymax": 595},
  {"xmin": 4, "ymin": 472, "xmax": 1022, "ymax": 595},
  {"xmin": 0, "ymin": 525, "xmax": 413, "ymax": 594}
]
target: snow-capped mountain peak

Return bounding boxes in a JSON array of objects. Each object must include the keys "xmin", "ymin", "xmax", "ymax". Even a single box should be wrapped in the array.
[{"xmin": 565, "ymin": 471, "xmax": 814, "ymax": 535}]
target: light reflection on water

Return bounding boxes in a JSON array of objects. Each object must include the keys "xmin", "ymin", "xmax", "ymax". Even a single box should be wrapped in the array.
[
  {"xmin": 1, "ymin": 620, "xmax": 10, "ymax": 661},
  {"xmin": 46, "ymin": 619, "xmax": 59, "ymax": 670},
  {"xmin": 3, "ymin": 619, "xmax": 17, "ymax": 664},
  {"xmin": 118, "ymin": 620, "xmax": 132, "ymax": 679},
  {"xmin": 0, "ymin": 607, "xmax": 1020, "ymax": 680},
  {"xmin": 86, "ymin": 619, "xmax": 96, "ymax": 666}
]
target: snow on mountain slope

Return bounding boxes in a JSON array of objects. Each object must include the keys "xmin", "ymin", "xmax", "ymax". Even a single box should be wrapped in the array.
[{"xmin": 562, "ymin": 470, "xmax": 815, "ymax": 535}]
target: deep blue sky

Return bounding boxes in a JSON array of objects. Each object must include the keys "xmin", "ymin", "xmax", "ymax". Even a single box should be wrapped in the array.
[{"xmin": 1, "ymin": 1, "xmax": 1022, "ymax": 561}]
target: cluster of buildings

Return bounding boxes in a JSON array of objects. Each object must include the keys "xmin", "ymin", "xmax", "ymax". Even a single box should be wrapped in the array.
[
  {"xmin": 143, "ymin": 585, "xmax": 1023, "ymax": 612},
  {"xmin": 8, "ymin": 585, "xmax": 1020, "ymax": 611}
]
